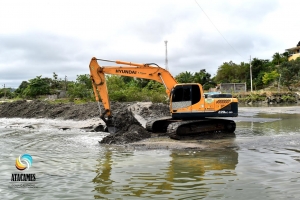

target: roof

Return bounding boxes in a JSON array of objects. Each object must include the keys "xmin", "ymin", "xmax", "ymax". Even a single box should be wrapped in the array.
[{"xmin": 286, "ymin": 46, "xmax": 300, "ymax": 51}]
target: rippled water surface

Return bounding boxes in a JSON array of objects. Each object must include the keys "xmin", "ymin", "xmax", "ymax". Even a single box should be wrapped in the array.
[{"xmin": 1, "ymin": 107, "xmax": 300, "ymax": 199}]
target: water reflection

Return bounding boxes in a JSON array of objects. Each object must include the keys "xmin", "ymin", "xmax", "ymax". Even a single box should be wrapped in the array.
[
  {"xmin": 93, "ymin": 148, "xmax": 238, "ymax": 199},
  {"xmin": 237, "ymin": 113, "xmax": 300, "ymax": 137}
]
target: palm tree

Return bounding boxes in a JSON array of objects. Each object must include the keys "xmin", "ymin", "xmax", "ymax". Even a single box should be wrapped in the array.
[
  {"xmin": 272, "ymin": 52, "xmax": 281, "ymax": 65},
  {"xmin": 175, "ymin": 71, "xmax": 194, "ymax": 83}
]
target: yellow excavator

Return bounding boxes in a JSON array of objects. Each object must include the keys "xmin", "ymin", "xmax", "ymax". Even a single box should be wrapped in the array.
[{"xmin": 89, "ymin": 57, "xmax": 238, "ymax": 139}]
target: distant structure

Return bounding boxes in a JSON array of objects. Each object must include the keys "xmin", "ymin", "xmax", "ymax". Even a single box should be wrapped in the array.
[
  {"xmin": 164, "ymin": 40, "xmax": 168, "ymax": 71},
  {"xmin": 219, "ymin": 83, "xmax": 247, "ymax": 93},
  {"xmin": 285, "ymin": 41, "xmax": 300, "ymax": 61}
]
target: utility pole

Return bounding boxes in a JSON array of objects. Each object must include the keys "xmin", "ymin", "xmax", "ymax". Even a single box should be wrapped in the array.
[
  {"xmin": 164, "ymin": 40, "xmax": 168, "ymax": 71},
  {"xmin": 250, "ymin": 56, "xmax": 253, "ymax": 92},
  {"xmin": 3, "ymin": 84, "xmax": 6, "ymax": 99},
  {"xmin": 65, "ymin": 76, "xmax": 67, "ymax": 91},
  {"xmin": 278, "ymin": 74, "xmax": 281, "ymax": 92}
]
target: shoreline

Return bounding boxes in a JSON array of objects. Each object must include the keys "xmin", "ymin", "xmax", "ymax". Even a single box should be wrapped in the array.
[{"xmin": 1, "ymin": 100, "xmax": 299, "ymax": 150}]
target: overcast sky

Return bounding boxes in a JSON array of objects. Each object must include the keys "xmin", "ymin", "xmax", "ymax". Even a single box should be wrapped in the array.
[{"xmin": 0, "ymin": 0, "xmax": 299, "ymax": 88}]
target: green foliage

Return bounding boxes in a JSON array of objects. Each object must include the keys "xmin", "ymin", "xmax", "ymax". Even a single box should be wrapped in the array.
[
  {"xmin": 175, "ymin": 71, "xmax": 194, "ymax": 83},
  {"xmin": 14, "ymin": 81, "xmax": 29, "ymax": 97},
  {"xmin": 281, "ymin": 95, "xmax": 296, "ymax": 102},
  {"xmin": 272, "ymin": 52, "xmax": 288, "ymax": 65},
  {"xmin": 214, "ymin": 61, "xmax": 252, "ymax": 85},
  {"xmin": 278, "ymin": 58, "xmax": 300, "ymax": 91},
  {"xmin": 0, "ymin": 88, "xmax": 14, "ymax": 99},
  {"xmin": 144, "ymin": 80, "xmax": 164, "ymax": 90},
  {"xmin": 214, "ymin": 57, "xmax": 281, "ymax": 90},
  {"xmin": 105, "ymin": 75, "xmax": 167, "ymax": 103},
  {"xmin": 67, "ymin": 74, "xmax": 93, "ymax": 100},
  {"xmin": 51, "ymin": 72, "xmax": 60, "ymax": 89},
  {"xmin": 262, "ymin": 70, "xmax": 280, "ymax": 85},
  {"xmin": 244, "ymin": 93, "xmax": 265, "ymax": 102},
  {"xmin": 214, "ymin": 61, "xmax": 239, "ymax": 83},
  {"xmin": 15, "ymin": 73, "xmax": 68, "ymax": 98},
  {"xmin": 193, "ymin": 69, "xmax": 211, "ymax": 85},
  {"xmin": 175, "ymin": 69, "xmax": 214, "ymax": 90},
  {"xmin": 76, "ymin": 74, "xmax": 92, "ymax": 89},
  {"xmin": 23, "ymin": 76, "xmax": 50, "ymax": 98}
]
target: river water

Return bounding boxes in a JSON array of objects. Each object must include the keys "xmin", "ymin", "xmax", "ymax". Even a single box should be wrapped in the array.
[{"xmin": 1, "ymin": 106, "xmax": 300, "ymax": 199}]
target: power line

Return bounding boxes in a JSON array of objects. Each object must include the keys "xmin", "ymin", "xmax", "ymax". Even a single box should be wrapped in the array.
[{"xmin": 194, "ymin": 0, "xmax": 243, "ymax": 59}]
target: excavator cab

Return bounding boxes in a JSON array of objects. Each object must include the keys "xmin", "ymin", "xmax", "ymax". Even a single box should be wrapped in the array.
[
  {"xmin": 170, "ymin": 84, "xmax": 203, "ymax": 118},
  {"xmin": 171, "ymin": 84, "xmax": 202, "ymax": 110},
  {"xmin": 170, "ymin": 83, "xmax": 238, "ymax": 119}
]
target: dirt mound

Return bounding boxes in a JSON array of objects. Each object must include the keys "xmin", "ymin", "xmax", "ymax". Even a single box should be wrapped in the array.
[
  {"xmin": 98, "ymin": 102, "xmax": 170, "ymax": 144},
  {"xmin": 129, "ymin": 102, "xmax": 170, "ymax": 121},
  {"xmin": 0, "ymin": 100, "xmax": 101, "ymax": 120},
  {"xmin": 99, "ymin": 109, "xmax": 151, "ymax": 145}
]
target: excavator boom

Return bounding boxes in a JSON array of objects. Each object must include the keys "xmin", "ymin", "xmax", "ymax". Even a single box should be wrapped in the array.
[{"xmin": 89, "ymin": 57, "xmax": 177, "ymax": 117}]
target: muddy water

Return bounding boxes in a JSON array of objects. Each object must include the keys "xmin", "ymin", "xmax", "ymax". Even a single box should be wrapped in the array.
[{"xmin": 1, "ymin": 107, "xmax": 300, "ymax": 199}]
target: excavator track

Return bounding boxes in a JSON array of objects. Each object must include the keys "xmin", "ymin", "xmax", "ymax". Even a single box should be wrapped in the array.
[
  {"xmin": 167, "ymin": 119, "xmax": 236, "ymax": 140},
  {"xmin": 146, "ymin": 116, "xmax": 175, "ymax": 133},
  {"xmin": 146, "ymin": 117, "xmax": 236, "ymax": 140}
]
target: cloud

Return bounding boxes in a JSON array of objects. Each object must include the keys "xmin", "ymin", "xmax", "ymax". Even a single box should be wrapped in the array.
[
  {"xmin": 0, "ymin": 32, "xmax": 94, "ymax": 86},
  {"xmin": 0, "ymin": 0, "xmax": 299, "ymax": 89}
]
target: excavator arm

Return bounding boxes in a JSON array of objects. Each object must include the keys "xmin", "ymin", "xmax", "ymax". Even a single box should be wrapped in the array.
[{"xmin": 89, "ymin": 57, "xmax": 177, "ymax": 122}]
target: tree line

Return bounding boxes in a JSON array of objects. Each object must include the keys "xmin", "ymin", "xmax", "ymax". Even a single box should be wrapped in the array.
[
  {"xmin": 176, "ymin": 52, "xmax": 300, "ymax": 91},
  {"xmin": 1, "ymin": 52, "xmax": 299, "ymax": 102}
]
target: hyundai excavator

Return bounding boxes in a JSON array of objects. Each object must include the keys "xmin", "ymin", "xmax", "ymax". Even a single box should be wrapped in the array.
[{"xmin": 89, "ymin": 57, "xmax": 238, "ymax": 139}]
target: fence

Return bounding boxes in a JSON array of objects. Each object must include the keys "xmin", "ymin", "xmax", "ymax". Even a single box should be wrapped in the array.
[{"xmin": 219, "ymin": 83, "xmax": 246, "ymax": 93}]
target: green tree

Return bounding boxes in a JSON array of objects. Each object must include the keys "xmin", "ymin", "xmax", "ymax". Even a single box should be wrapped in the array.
[
  {"xmin": 250, "ymin": 58, "xmax": 273, "ymax": 89},
  {"xmin": 14, "ymin": 81, "xmax": 29, "ymax": 97},
  {"xmin": 135, "ymin": 78, "xmax": 150, "ymax": 88},
  {"xmin": 67, "ymin": 74, "xmax": 93, "ymax": 99},
  {"xmin": 262, "ymin": 70, "xmax": 280, "ymax": 85},
  {"xmin": 51, "ymin": 72, "xmax": 59, "ymax": 89},
  {"xmin": 279, "ymin": 58, "xmax": 300, "ymax": 91},
  {"xmin": 192, "ymin": 69, "xmax": 213, "ymax": 90},
  {"xmin": 144, "ymin": 80, "xmax": 165, "ymax": 90},
  {"xmin": 23, "ymin": 76, "xmax": 51, "ymax": 98},
  {"xmin": 272, "ymin": 52, "xmax": 281, "ymax": 65},
  {"xmin": 76, "ymin": 74, "xmax": 92, "ymax": 89},
  {"xmin": 121, "ymin": 76, "xmax": 133, "ymax": 84},
  {"xmin": 193, "ymin": 69, "xmax": 211, "ymax": 85},
  {"xmin": 175, "ymin": 71, "xmax": 194, "ymax": 83},
  {"xmin": 272, "ymin": 52, "xmax": 288, "ymax": 65},
  {"xmin": 0, "ymin": 88, "xmax": 14, "ymax": 99},
  {"xmin": 281, "ymin": 52, "xmax": 290, "ymax": 60},
  {"xmin": 214, "ymin": 61, "xmax": 239, "ymax": 83}
]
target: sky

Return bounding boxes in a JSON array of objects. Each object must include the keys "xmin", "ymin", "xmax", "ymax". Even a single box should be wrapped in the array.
[{"xmin": 0, "ymin": 0, "xmax": 299, "ymax": 88}]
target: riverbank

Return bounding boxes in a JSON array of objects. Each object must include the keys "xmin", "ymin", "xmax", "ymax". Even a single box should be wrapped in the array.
[
  {"xmin": 235, "ymin": 91, "xmax": 300, "ymax": 105},
  {"xmin": 0, "ymin": 100, "xmax": 171, "ymax": 145}
]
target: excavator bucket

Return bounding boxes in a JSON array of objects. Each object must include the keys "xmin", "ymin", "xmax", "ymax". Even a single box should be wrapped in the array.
[
  {"xmin": 107, "ymin": 126, "xmax": 118, "ymax": 134},
  {"xmin": 98, "ymin": 108, "xmax": 119, "ymax": 134},
  {"xmin": 100, "ymin": 111, "xmax": 118, "ymax": 134}
]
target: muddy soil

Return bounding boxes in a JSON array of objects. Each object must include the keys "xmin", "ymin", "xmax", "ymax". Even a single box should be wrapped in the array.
[
  {"xmin": 99, "ymin": 109, "xmax": 151, "ymax": 145},
  {"xmin": 0, "ymin": 100, "xmax": 170, "ymax": 144}
]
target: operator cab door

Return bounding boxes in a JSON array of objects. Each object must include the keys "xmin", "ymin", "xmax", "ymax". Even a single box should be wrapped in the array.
[{"xmin": 171, "ymin": 85, "xmax": 192, "ymax": 113}]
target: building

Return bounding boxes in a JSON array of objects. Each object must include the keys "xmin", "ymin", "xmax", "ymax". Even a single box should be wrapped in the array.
[{"xmin": 285, "ymin": 41, "xmax": 300, "ymax": 61}]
